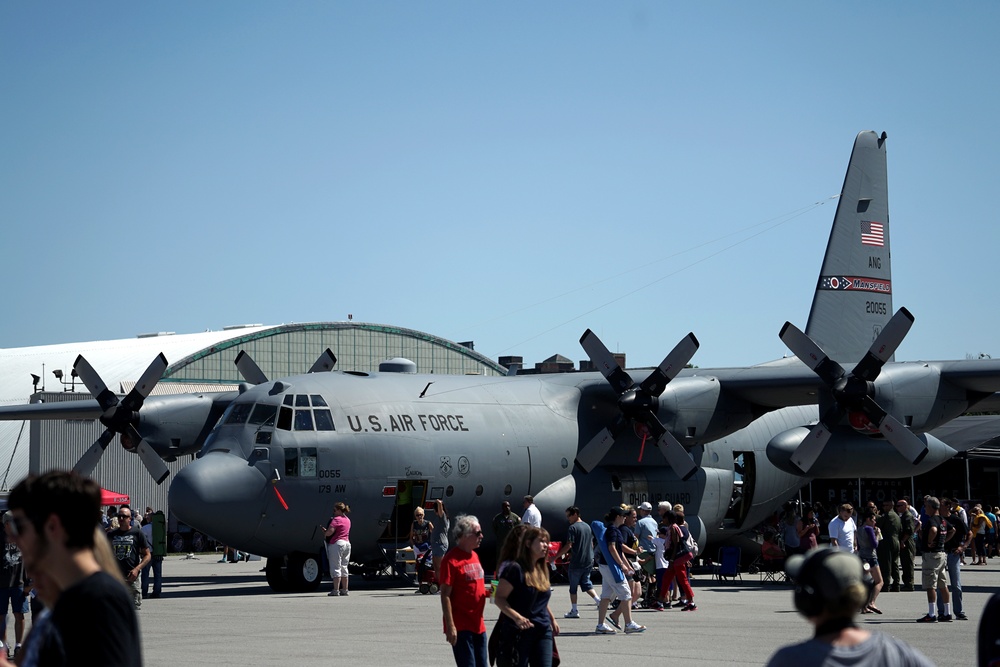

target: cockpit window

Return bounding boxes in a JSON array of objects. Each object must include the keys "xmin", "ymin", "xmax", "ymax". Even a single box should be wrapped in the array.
[
  {"xmin": 275, "ymin": 394, "xmax": 336, "ymax": 431},
  {"xmin": 277, "ymin": 406, "xmax": 293, "ymax": 431},
  {"xmin": 314, "ymin": 409, "xmax": 334, "ymax": 431},
  {"xmin": 224, "ymin": 402, "xmax": 253, "ymax": 425},
  {"xmin": 248, "ymin": 403, "xmax": 278, "ymax": 427},
  {"xmin": 294, "ymin": 409, "xmax": 314, "ymax": 431}
]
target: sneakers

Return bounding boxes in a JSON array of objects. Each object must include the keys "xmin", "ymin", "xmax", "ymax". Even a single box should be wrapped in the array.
[
  {"xmin": 339, "ymin": 590, "xmax": 349, "ymax": 596},
  {"xmin": 595, "ymin": 624, "xmax": 616, "ymax": 635},
  {"xmin": 327, "ymin": 591, "xmax": 339, "ymax": 596},
  {"xmin": 916, "ymin": 614, "xmax": 938, "ymax": 623},
  {"xmin": 564, "ymin": 610, "xmax": 580, "ymax": 619},
  {"xmin": 624, "ymin": 622, "xmax": 646, "ymax": 634},
  {"xmin": 682, "ymin": 603, "xmax": 698, "ymax": 611},
  {"xmin": 955, "ymin": 612, "xmax": 969, "ymax": 620},
  {"xmin": 939, "ymin": 614, "xmax": 953, "ymax": 622},
  {"xmin": 672, "ymin": 600, "xmax": 687, "ymax": 608},
  {"xmin": 606, "ymin": 616, "xmax": 622, "ymax": 630}
]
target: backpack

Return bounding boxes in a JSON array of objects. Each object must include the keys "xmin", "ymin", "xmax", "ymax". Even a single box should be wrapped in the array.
[{"xmin": 683, "ymin": 524, "xmax": 699, "ymax": 557}]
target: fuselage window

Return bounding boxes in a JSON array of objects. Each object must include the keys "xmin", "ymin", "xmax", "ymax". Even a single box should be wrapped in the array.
[
  {"xmin": 249, "ymin": 403, "xmax": 278, "ymax": 426},
  {"xmin": 300, "ymin": 447, "xmax": 317, "ymax": 477},
  {"xmin": 225, "ymin": 402, "xmax": 253, "ymax": 425},
  {"xmin": 294, "ymin": 409, "xmax": 315, "ymax": 431},
  {"xmin": 310, "ymin": 395, "xmax": 328, "ymax": 407},
  {"xmin": 284, "ymin": 448, "xmax": 298, "ymax": 476},
  {"xmin": 277, "ymin": 406, "xmax": 293, "ymax": 431},
  {"xmin": 295, "ymin": 394, "xmax": 310, "ymax": 407},
  {"xmin": 314, "ymin": 409, "xmax": 335, "ymax": 431}
]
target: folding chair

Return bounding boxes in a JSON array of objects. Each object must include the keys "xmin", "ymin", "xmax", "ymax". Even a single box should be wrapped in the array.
[{"xmin": 714, "ymin": 546, "xmax": 742, "ymax": 583}]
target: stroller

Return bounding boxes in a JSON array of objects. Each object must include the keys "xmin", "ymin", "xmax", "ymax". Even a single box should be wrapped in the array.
[{"xmin": 414, "ymin": 543, "xmax": 439, "ymax": 594}]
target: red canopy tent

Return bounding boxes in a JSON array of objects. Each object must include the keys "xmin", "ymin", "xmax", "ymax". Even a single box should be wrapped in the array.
[{"xmin": 100, "ymin": 488, "xmax": 130, "ymax": 506}]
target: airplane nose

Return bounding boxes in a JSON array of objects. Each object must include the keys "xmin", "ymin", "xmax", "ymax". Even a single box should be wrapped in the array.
[{"xmin": 169, "ymin": 451, "xmax": 269, "ymax": 546}]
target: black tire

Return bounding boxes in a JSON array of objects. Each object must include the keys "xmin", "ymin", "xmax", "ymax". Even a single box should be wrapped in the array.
[
  {"xmin": 265, "ymin": 558, "xmax": 294, "ymax": 593},
  {"xmin": 286, "ymin": 552, "xmax": 323, "ymax": 592}
]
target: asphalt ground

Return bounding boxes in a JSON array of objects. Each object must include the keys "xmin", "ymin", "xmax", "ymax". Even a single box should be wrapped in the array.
[{"xmin": 6, "ymin": 554, "xmax": 998, "ymax": 665}]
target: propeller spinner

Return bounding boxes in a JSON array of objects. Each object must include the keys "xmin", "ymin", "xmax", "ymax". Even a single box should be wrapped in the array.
[
  {"xmin": 779, "ymin": 307, "xmax": 929, "ymax": 474},
  {"xmin": 73, "ymin": 353, "xmax": 171, "ymax": 484},
  {"xmin": 576, "ymin": 329, "xmax": 700, "ymax": 480}
]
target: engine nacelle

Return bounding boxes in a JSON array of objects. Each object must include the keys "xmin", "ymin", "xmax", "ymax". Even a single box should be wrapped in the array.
[{"xmin": 766, "ymin": 426, "xmax": 956, "ymax": 478}]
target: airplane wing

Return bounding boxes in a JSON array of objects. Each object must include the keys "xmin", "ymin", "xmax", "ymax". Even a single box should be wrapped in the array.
[
  {"xmin": 937, "ymin": 358, "xmax": 1000, "ymax": 395},
  {"xmin": 930, "ymin": 414, "xmax": 1000, "ymax": 453},
  {"xmin": 0, "ymin": 400, "xmax": 103, "ymax": 421},
  {"xmin": 686, "ymin": 359, "xmax": 823, "ymax": 410}
]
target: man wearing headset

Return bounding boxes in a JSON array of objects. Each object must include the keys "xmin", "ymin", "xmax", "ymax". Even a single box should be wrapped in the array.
[{"xmin": 766, "ymin": 548, "xmax": 934, "ymax": 666}]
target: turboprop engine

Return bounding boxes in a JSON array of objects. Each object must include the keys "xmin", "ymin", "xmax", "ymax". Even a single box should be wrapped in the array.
[{"xmin": 765, "ymin": 426, "xmax": 956, "ymax": 479}]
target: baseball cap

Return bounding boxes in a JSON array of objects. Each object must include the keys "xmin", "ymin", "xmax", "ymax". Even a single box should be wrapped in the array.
[
  {"xmin": 638, "ymin": 502, "xmax": 653, "ymax": 511},
  {"xmin": 786, "ymin": 548, "xmax": 866, "ymax": 597},
  {"xmin": 608, "ymin": 507, "xmax": 627, "ymax": 518}
]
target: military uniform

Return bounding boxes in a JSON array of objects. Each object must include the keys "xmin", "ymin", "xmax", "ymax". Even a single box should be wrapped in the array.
[
  {"xmin": 899, "ymin": 509, "xmax": 917, "ymax": 590},
  {"xmin": 876, "ymin": 508, "xmax": 902, "ymax": 590}
]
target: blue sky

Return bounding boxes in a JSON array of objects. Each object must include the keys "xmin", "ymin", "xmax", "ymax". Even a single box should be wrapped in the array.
[{"xmin": 2, "ymin": 3, "xmax": 998, "ymax": 369}]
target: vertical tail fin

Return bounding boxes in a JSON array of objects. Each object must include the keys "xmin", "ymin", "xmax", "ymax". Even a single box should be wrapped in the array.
[{"xmin": 804, "ymin": 131, "xmax": 893, "ymax": 364}]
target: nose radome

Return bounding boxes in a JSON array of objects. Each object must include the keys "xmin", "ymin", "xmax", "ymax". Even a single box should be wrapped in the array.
[{"xmin": 169, "ymin": 451, "xmax": 268, "ymax": 546}]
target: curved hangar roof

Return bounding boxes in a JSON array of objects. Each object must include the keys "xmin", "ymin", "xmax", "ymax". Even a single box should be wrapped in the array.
[{"xmin": 0, "ymin": 322, "xmax": 506, "ymax": 486}]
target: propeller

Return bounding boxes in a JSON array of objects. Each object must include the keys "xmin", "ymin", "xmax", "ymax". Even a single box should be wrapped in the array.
[
  {"xmin": 73, "ymin": 353, "xmax": 171, "ymax": 484},
  {"xmin": 779, "ymin": 306, "xmax": 929, "ymax": 474},
  {"xmin": 576, "ymin": 329, "xmax": 700, "ymax": 480},
  {"xmin": 234, "ymin": 349, "xmax": 337, "ymax": 384}
]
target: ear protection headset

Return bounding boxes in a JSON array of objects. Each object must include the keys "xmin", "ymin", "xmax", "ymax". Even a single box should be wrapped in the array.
[{"xmin": 793, "ymin": 549, "xmax": 873, "ymax": 618}]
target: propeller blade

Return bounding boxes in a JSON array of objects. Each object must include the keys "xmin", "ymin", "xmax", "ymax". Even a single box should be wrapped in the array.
[
  {"xmin": 308, "ymin": 349, "xmax": 337, "ymax": 374},
  {"xmin": 790, "ymin": 423, "xmax": 833, "ymax": 474},
  {"xmin": 779, "ymin": 322, "xmax": 845, "ymax": 386},
  {"xmin": 73, "ymin": 429, "xmax": 117, "ymax": 477},
  {"xmin": 580, "ymin": 329, "xmax": 633, "ymax": 393},
  {"xmin": 860, "ymin": 395, "xmax": 929, "ymax": 465},
  {"xmin": 575, "ymin": 427, "xmax": 616, "ymax": 474},
  {"xmin": 639, "ymin": 333, "xmax": 699, "ymax": 397},
  {"xmin": 135, "ymin": 438, "xmax": 171, "ymax": 485},
  {"xmin": 73, "ymin": 355, "xmax": 119, "ymax": 414},
  {"xmin": 235, "ymin": 350, "xmax": 269, "ymax": 385},
  {"xmin": 655, "ymin": 431, "xmax": 698, "ymax": 481},
  {"xmin": 851, "ymin": 307, "xmax": 915, "ymax": 381},
  {"xmin": 121, "ymin": 353, "xmax": 168, "ymax": 412}
]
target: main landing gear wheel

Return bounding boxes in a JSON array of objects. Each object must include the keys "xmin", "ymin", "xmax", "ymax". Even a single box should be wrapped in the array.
[{"xmin": 287, "ymin": 552, "xmax": 322, "ymax": 592}]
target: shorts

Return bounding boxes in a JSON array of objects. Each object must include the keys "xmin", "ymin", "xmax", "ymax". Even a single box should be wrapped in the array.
[
  {"xmin": 921, "ymin": 551, "xmax": 947, "ymax": 590},
  {"xmin": 861, "ymin": 555, "xmax": 879, "ymax": 569},
  {"xmin": 598, "ymin": 564, "xmax": 631, "ymax": 602},
  {"xmin": 0, "ymin": 587, "xmax": 26, "ymax": 615},
  {"xmin": 567, "ymin": 567, "xmax": 594, "ymax": 596}
]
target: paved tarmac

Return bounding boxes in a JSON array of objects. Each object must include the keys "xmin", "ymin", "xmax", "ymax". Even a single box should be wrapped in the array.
[{"xmin": 26, "ymin": 554, "xmax": 1000, "ymax": 666}]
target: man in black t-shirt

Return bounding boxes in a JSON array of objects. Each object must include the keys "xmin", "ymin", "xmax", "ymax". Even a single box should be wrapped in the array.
[
  {"xmin": 108, "ymin": 508, "xmax": 151, "ymax": 611},
  {"xmin": 6, "ymin": 470, "xmax": 143, "ymax": 666},
  {"xmin": 940, "ymin": 499, "xmax": 972, "ymax": 621},
  {"xmin": 917, "ymin": 496, "xmax": 955, "ymax": 623}
]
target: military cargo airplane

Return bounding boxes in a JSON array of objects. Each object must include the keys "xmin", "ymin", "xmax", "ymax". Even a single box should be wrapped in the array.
[{"xmin": 3, "ymin": 131, "xmax": 1000, "ymax": 593}]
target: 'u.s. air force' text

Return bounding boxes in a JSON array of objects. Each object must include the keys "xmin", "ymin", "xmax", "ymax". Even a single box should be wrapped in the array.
[{"xmin": 346, "ymin": 414, "xmax": 469, "ymax": 433}]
